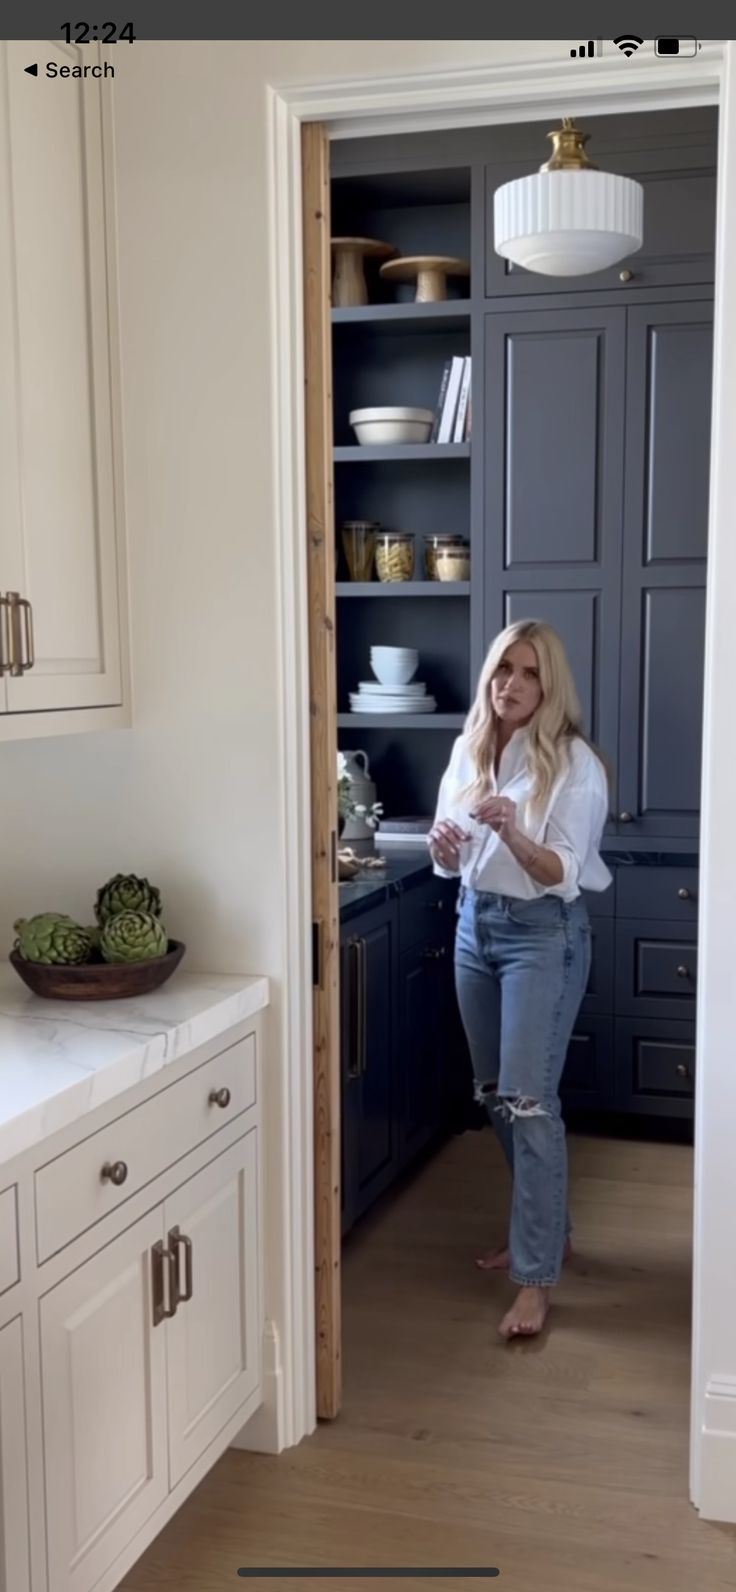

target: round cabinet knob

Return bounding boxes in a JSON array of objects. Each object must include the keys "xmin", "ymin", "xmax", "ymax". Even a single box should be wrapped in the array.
[
  {"xmin": 676, "ymin": 1063, "xmax": 691, "ymax": 1079},
  {"xmin": 423, "ymin": 946, "xmax": 446, "ymax": 960},
  {"xmin": 618, "ymin": 812, "xmax": 633, "ymax": 824},
  {"xmin": 677, "ymin": 965, "xmax": 690, "ymax": 979},
  {"xmin": 678, "ymin": 887, "xmax": 691, "ymax": 901},
  {"xmin": 208, "ymin": 1086, "xmax": 231, "ymax": 1109},
  {"xmin": 101, "ymin": 1159, "xmax": 128, "ymax": 1186},
  {"xmin": 619, "ymin": 269, "xmax": 633, "ymax": 282}
]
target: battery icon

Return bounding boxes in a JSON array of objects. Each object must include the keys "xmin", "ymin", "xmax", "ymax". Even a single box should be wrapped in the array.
[{"xmin": 655, "ymin": 36, "xmax": 699, "ymax": 56}]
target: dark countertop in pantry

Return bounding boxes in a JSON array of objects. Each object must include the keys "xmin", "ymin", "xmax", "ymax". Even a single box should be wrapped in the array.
[{"xmin": 338, "ymin": 846, "xmax": 699, "ymax": 922}]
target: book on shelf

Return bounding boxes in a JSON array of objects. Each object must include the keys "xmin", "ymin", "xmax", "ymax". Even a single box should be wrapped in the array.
[
  {"xmin": 430, "ymin": 354, "xmax": 471, "ymax": 445},
  {"xmin": 429, "ymin": 359, "xmax": 452, "ymax": 442},
  {"xmin": 437, "ymin": 354, "xmax": 465, "ymax": 444},
  {"xmin": 453, "ymin": 356, "xmax": 472, "ymax": 442},
  {"xmin": 378, "ymin": 816, "xmax": 433, "ymax": 834},
  {"xmin": 375, "ymin": 831, "xmax": 433, "ymax": 849}
]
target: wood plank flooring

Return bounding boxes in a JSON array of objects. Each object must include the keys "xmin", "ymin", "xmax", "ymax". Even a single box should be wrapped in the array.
[{"xmin": 120, "ymin": 1128, "xmax": 736, "ymax": 1592}]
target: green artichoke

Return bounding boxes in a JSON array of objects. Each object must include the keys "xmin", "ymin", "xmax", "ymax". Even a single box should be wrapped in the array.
[
  {"xmin": 100, "ymin": 910, "xmax": 168, "ymax": 964},
  {"xmin": 13, "ymin": 913, "xmax": 93, "ymax": 965},
  {"xmin": 95, "ymin": 873, "xmax": 163, "ymax": 926}
]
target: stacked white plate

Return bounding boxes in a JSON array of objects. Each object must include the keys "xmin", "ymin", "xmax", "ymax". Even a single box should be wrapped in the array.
[{"xmin": 349, "ymin": 682, "xmax": 437, "ymax": 714}]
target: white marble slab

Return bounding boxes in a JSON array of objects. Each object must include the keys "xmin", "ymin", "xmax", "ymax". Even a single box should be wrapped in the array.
[{"xmin": 0, "ymin": 963, "xmax": 269, "ymax": 1168}]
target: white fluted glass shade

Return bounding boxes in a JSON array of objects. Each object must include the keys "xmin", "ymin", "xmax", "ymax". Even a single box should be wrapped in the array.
[{"xmin": 494, "ymin": 170, "xmax": 644, "ymax": 276}]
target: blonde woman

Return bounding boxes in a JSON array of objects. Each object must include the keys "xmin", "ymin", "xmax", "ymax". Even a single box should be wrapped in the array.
[{"xmin": 428, "ymin": 621, "xmax": 611, "ymax": 1341}]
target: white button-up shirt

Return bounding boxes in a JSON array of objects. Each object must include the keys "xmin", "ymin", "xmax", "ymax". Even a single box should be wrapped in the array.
[{"xmin": 431, "ymin": 729, "xmax": 612, "ymax": 902}]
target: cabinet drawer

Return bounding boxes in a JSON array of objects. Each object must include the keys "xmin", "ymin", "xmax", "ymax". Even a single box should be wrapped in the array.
[
  {"xmin": 0, "ymin": 1186, "xmax": 19, "ymax": 1295},
  {"xmin": 616, "ymin": 919, "xmax": 697, "ymax": 1018},
  {"xmin": 615, "ymin": 1018, "xmax": 695, "ymax": 1118},
  {"xmin": 615, "ymin": 866, "xmax": 698, "ymax": 922},
  {"xmin": 399, "ymin": 875, "xmax": 456, "ymax": 953},
  {"xmin": 562, "ymin": 1017, "xmax": 615, "ymax": 1111},
  {"xmin": 35, "ymin": 1033, "xmax": 256, "ymax": 1262}
]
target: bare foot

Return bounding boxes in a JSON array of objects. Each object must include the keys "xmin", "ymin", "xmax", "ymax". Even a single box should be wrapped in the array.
[
  {"xmin": 476, "ymin": 1237, "xmax": 572, "ymax": 1272},
  {"xmin": 498, "ymin": 1286, "xmax": 550, "ymax": 1340}
]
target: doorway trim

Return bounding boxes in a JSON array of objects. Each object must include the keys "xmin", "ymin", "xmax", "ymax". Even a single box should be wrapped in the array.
[{"xmin": 267, "ymin": 39, "xmax": 729, "ymax": 1505}]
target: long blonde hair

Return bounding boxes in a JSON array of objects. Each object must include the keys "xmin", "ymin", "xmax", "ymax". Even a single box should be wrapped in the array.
[{"xmin": 462, "ymin": 620, "xmax": 604, "ymax": 813}]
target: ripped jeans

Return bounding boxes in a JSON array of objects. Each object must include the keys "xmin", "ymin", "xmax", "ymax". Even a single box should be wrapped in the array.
[{"xmin": 454, "ymin": 886, "xmax": 591, "ymax": 1288}]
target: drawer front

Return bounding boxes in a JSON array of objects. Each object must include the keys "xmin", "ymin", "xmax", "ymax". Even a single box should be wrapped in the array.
[
  {"xmin": 581, "ymin": 915, "xmax": 614, "ymax": 1015},
  {"xmin": 35, "ymin": 1033, "xmax": 256, "ymax": 1262},
  {"xmin": 581, "ymin": 883, "xmax": 613, "ymax": 919},
  {"xmin": 0, "ymin": 1186, "xmax": 19, "ymax": 1295},
  {"xmin": 561, "ymin": 1017, "xmax": 615, "ymax": 1111},
  {"xmin": 615, "ymin": 1018, "xmax": 695, "ymax": 1118},
  {"xmin": 399, "ymin": 874, "xmax": 456, "ymax": 953},
  {"xmin": 615, "ymin": 866, "xmax": 698, "ymax": 922},
  {"xmin": 616, "ymin": 919, "xmax": 697, "ymax": 1019}
]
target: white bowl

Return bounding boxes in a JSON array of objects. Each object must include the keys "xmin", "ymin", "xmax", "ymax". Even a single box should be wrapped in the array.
[
  {"xmin": 370, "ymin": 645, "xmax": 418, "ymax": 660},
  {"xmin": 371, "ymin": 655, "xmax": 419, "ymax": 686},
  {"xmin": 349, "ymin": 407, "xmax": 434, "ymax": 447}
]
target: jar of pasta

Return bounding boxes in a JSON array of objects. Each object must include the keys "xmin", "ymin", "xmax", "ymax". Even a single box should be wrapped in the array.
[
  {"xmin": 375, "ymin": 531, "xmax": 415, "ymax": 583},
  {"xmin": 342, "ymin": 521, "xmax": 378, "ymax": 582}
]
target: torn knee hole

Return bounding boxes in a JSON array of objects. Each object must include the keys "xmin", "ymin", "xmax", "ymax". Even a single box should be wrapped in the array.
[
  {"xmin": 496, "ymin": 1094, "xmax": 548, "ymax": 1122},
  {"xmin": 473, "ymin": 1080, "xmax": 499, "ymax": 1105}
]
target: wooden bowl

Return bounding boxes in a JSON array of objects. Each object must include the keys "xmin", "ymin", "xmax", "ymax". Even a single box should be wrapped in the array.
[{"xmin": 9, "ymin": 940, "xmax": 186, "ymax": 1001}]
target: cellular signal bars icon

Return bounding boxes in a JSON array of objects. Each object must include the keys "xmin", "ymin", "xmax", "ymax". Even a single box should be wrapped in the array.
[{"xmin": 570, "ymin": 39, "xmax": 602, "ymax": 57}]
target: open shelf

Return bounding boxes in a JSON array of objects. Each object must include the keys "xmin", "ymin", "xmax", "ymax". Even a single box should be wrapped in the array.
[
  {"xmin": 337, "ymin": 713, "xmax": 465, "ymax": 730},
  {"xmin": 335, "ymin": 443, "xmax": 470, "ymax": 463},
  {"xmin": 336, "ymin": 581, "xmax": 470, "ymax": 598},
  {"xmin": 332, "ymin": 302, "xmax": 471, "ymax": 332}
]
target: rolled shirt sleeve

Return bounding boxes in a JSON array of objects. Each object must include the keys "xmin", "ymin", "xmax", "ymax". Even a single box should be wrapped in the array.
[
  {"xmin": 542, "ymin": 759, "xmax": 609, "ymax": 898},
  {"xmin": 430, "ymin": 737, "xmax": 465, "ymax": 878}
]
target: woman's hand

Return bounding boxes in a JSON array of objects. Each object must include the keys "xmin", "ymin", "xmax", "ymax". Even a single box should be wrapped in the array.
[
  {"xmin": 427, "ymin": 818, "xmax": 470, "ymax": 871},
  {"xmin": 470, "ymin": 796, "xmax": 518, "ymax": 842}
]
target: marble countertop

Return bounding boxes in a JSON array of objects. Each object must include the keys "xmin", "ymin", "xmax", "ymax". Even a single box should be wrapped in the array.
[{"xmin": 0, "ymin": 964, "xmax": 269, "ymax": 1169}]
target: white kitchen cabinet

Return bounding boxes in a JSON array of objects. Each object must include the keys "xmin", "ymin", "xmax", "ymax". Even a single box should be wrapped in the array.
[
  {"xmin": 0, "ymin": 40, "xmax": 127, "ymax": 727},
  {"xmin": 165, "ymin": 1131, "xmax": 261, "ymax": 1487},
  {"xmin": 40, "ymin": 1208, "xmax": 169, "ymax": 1592},
  {"xmin": 41, "ymin": 1132, "xmax": 261, "ymax": 1592},
  {"xmin": 0, "ymin": 1316, "xmax": 31, "ymax": 1592}
]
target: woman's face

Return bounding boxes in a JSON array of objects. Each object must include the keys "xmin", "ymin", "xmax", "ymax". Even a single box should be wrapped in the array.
[{"xmin": 491, "ymin": 639, "xmax": 543, "ymax": 727}]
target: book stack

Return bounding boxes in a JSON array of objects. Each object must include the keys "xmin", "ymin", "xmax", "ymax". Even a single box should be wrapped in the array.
[
  {"xmin": 430, "ymin": 355, "xmax": 472, "ymax": 444},
  {"xmin": 376, "ymin": 817, "xmax": 434, "ymax": 849}
]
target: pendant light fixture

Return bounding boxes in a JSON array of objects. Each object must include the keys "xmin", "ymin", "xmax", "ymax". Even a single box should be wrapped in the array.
[{"xmin": 493, "ymin": 118, "xmax": 644, "ymax": 277}]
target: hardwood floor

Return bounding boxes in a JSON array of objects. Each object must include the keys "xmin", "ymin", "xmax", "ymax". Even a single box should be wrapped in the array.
[{"xmin": 121, "ymin": 1128, "xmax": 736, "ymax": 1592}]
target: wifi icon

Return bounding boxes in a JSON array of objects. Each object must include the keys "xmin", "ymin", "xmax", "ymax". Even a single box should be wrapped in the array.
[{"xmin": 614, "ymin": 34, "xmax": 643, "ymax": 55}]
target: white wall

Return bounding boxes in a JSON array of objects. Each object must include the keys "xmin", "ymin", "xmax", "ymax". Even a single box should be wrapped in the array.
[{"xmin": 0, "ymin": 34, "xmax": 551, "ymax": 1452}]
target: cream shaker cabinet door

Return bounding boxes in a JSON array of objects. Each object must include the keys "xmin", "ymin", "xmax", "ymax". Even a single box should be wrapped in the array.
[
  {"xmin": 40, "ymin": 1209, "xmax": 168, "ymax": 1592},
  {"xmin": 0, "ymin": 1316, "xmax": 31, "ymax": 1592},
  {"xmin": 0, "ymin": 41, "xmax": 123, "ymax": 713},
  {"xmin": 165, "ymin": 1130, "xmax": 261, "ymax": 1488}
]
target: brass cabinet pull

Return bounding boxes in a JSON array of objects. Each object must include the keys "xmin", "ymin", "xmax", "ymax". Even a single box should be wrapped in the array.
[
  {"xmin": 0, "ymin": 595, "xmax": 11, "ymax": 676},
  {"xmin": 101, "ymin": 1159, "xmax": 128, "ymax": 1186},
  {"xmin": 208, "ymin": 1086, "xmax": 231, "ymax": 1108},
  {"xmin": 423, "ymin": 945, "xmax": 446, "ymax": 960},
  {"xmin": 358, "ymin": 938, "xmax": 367, "ymax": 1076},
  {"xmin": 677, "ymin": 887, "xmax": 692, "ymax": 901},
  {"xmin": 347, "ymin": 939, "xmax": 361, "ymax": 1080},
  {"xmin": 619, "ymin": 268, "xmax": 634, "ymax": 282},
  {"xmin": 5, "ymin": 593, "xmax": 34, "ymax": 675},
  {"xmin": 151, "ymin": 1239, "xmax": 177, "ymax": 1325},
  {"xmin": 426, "ymin": 898, "xmax": 445, "ymax": 911},
  {"xmin": 169, "ymin": 1225, "xmax": 194, "ymax": 1305},
  {"xmin": 618, "ymin": 811, "xmax": 633, "ymax": 824}
]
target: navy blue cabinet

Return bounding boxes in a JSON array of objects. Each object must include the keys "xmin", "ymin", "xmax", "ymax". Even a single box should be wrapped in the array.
[{"xmin": 341, "ymin": 874, "xmax": 460, "ymax": 1234}]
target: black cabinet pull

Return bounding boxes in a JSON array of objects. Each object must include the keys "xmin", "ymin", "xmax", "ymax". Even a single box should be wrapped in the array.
[
  {"xmin": 169, "ymin": 1225, "xmax": 194, "ymax": 1304},
  {"xmin": 208, "ymin": 1086, "xmax": 231, "ymax": 1108},
  {"xmin": 676, "ymin": 964, "xmax": 691, "ymax": 980},
  {"xmin": 151, "ymin": 1239, "xmax": 177, "ymax": 1325},
  {"xmin": 101, "ymin": 1160, "xmax": 128, "ymax": 1186}
]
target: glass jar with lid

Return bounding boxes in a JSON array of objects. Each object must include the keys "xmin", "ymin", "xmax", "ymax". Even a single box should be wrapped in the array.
[
  {"xmin": 341, "ymin": 520, "xmax": 379, "ymax": 582},
  {"xmin": 424, "ymin": 533, "xmax": 466, "ymax": 580},
  {"xmin": 375, "ymin": 530, "xmax": 415, "ymax": 583}
]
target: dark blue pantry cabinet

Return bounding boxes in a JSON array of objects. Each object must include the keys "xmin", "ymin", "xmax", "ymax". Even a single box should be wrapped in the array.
[{"xmin": 333, "ymin": 107, "xmax": 715, "ymax": 1194}]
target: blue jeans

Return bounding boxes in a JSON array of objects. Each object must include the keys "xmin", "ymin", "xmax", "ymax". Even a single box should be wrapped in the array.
[{"xmin": 454, "ymin": 886, "xmax": 591, "ymax": 1288}]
